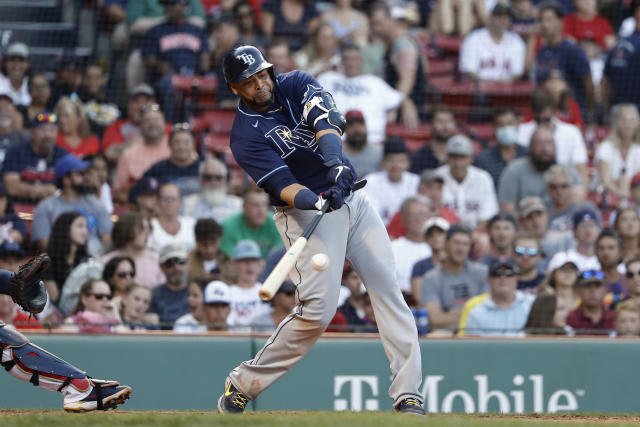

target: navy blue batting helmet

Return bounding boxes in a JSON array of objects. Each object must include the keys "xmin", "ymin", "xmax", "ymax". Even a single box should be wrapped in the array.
[{"xmin": 222, "ymin": 45, "xmax": 274, "ymax": 85}]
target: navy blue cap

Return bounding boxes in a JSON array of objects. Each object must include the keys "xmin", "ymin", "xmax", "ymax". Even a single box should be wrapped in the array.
[
  {"xmin": 0, "ymin": 240, "xmax": 24, "ymax": 258},
  {"xmin": 489, "ymin": 257, "xmax": 518, "ymax": 275},
  {"xmin": 383, "ymin": 136, "xmax": 407, "ymax": 155},
  {"xmin": 446, "ymin": 223, "xmax": 472, "ymax": 240},
  {"xmin": 55, "ymin": 154, "xmax": 90, "ymax": 181},
  {"xmin": 573, "ymin": 209, "xmax": 599, "ymax": 229},
  {"xmin": 129, "ymin": 176, "xmax": 160, "ymax": 204},
  {"xmin": 489, "ymin": 211, "xmax": 518, "ymax": 228}
]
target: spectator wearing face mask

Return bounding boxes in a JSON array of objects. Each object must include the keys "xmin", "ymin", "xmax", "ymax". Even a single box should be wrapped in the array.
[{"xmin": 474, "ymin": 107, "xmax": 528, "ymax": 191}]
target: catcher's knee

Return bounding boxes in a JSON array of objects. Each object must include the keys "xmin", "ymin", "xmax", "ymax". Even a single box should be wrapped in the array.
[{"xmin": 0, "ymin": 323, "xmax": 28, "ymax": 348}]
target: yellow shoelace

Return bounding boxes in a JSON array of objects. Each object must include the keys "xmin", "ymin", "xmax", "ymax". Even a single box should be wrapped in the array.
[
  {"xmin": 405, "ymin": 398, "xmax": 421, "ymax": 407},
  {"xmin": 232, "ymin": 394, "xmax": 248, "ymax": 408}
]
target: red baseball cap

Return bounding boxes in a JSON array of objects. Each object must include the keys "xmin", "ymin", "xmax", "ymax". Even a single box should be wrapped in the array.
[
  {"xmin": 632, "ymin": 172, "xmax": 640, "ymax": 188},
  {"xmin": 345, "ymin": 110, "xmax": 365, "ymax": 123}
]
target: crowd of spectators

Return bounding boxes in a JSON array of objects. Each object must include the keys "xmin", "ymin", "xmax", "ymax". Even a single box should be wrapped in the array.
[{"xmin": 0, "ymin": 0, "xmax": 639, "ymax": 338}]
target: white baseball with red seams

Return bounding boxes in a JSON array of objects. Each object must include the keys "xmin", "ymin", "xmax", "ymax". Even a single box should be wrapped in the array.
[{"xmin": 311, "ymin": 253, "xmax": 329, "ymax": 271}]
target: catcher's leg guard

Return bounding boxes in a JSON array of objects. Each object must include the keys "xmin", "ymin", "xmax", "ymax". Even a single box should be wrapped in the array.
[
  {"xmin": 0, "ymin": 269, "xmax": 13, "ymax": 294},
  {"xmin": 0, "ymin": 323, "xmax": 92, "ymax": 400}
]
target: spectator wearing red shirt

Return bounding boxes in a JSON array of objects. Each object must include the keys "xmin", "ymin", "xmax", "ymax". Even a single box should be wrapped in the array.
[
  {"xmin": 54, "ymin": 97, "xmax": 101, "ymax": 158},
  {"xmin": 566, "ymin": 270, "xmax": 616, "ymax": 333},
  {"xmin": 563, "ymin": 0, "xmax": 615, "ymax": 50}
]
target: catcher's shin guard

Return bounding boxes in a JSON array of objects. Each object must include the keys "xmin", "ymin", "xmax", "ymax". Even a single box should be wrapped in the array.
[{"xmin": 0, "ymin": 324, "xmax": 90, "ymax": 395}]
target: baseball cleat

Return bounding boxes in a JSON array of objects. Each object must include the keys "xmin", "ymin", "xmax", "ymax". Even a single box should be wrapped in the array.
[
  {"xmin": 217, "ymin": 377, "xmax": 249, "ymax": 414},
  {"xmin": 63, "ymin": 379, "xmax": 132, "ymax": 412},
  {"xmin": 395, "ymin": 397, "xmax": 426, "ymax": 415}
]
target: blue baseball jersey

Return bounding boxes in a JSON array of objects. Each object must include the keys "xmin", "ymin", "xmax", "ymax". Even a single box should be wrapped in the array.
[{"xmin": 230, "ymin": 70, "xmax": 354, "ymax": 206}]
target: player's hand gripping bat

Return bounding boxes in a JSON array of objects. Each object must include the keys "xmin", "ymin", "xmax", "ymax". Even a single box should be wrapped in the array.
[{"xmin": 259, "ymin": 179, "xmax": 367, "ymax": 301}]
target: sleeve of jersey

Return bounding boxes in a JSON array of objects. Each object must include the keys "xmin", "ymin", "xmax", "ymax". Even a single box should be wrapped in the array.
[{"xmin": 230, "ymin": 136, "xmax": 297, "ymax": 195}]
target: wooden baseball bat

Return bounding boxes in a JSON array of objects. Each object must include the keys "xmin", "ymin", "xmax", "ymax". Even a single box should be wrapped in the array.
[{"xmin": 259, "ymin": 179, "xmax": 367, "ymax": 301}]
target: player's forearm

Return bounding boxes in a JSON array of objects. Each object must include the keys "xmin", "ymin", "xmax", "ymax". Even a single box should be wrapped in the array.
[{"xmin": 280, "ymin": 183, "xmax": 320, "ymax": 210}]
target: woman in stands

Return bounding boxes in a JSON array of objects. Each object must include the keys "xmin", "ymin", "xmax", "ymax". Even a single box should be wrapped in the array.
[
  {"xmin": 523, "ymin": 294, "xmax": 572, "ymax": 334},
  {"xmin": 614, "ymin": 207, "xmax": 640, "ymax": 262},
  {"xmin": 538, "ymin": 260, "xmax": 580, "ymax": 323},
  {"xmin": 119, "ymin": 283, "xmax": 158, "ymax": 331},
  {"xmin": 62, "ymin": 278, "xmax": 124, "ymax": 333},
  {"xmin": 260, "ymin": 0, "xmax": 320, "ymax": 52},
  {"xmin": 321, "ymin": 0, "xmax": 369, "ymax": 47},
  {"xmin": 293, "ymin": 22, "xmax": 341, "ymax": 77},
  {"xmin": 44, "ymin": 212, "xmax": 89, "ymax": 303},
  {"xmin": 173, "ymin": 279, "xmax": 207, "ymax": 333},
  {"xmin": 54, "ymin": 97, "xmax": 100, "ymax": 157},
  {"xmin": 595, "ymin": 104, "xmax": 640, "ymax": 198},
  {"xmin": 102, "ymin": 255, "xmax": 136, "ymax": 305},
  {"xmin": 234, "ymin": 1, "xmax": 269, "ymax": 51},
  {"xmin": 101, "ymin": 212, "xmax": 165, "ymax": 289}
]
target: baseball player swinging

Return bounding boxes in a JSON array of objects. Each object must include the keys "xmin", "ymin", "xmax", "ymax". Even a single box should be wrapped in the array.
[
  {"xmin": 217, "ymin": 46, "xmax": 425, "ymax": 415},
  {"xmin": 0, "ymin": 254, "xmax": 131, "ymax": 411}
]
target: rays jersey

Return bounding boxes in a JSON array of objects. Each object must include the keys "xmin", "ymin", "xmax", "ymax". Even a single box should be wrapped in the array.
[{"xmin": 230, "ymin": 70, "xmax": 354, "ymax": 206}]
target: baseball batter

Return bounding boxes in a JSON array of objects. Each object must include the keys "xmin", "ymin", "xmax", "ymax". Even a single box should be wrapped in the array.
[{"xmin": 217, "ymin": 46, "xmax": 424, "ymax": 415}]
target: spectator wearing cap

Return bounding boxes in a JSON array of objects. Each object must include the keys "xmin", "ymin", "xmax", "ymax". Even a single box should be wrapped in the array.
[
  {"xmin": 102, "ymin": 212, "xmax": 166, "ymax": 289},
  {"xmin": 48, "ymin": 50, "xmax": 85, "ymax": 108},
  {"xmin": 141, "ymin": 0, "xmax": 210, "ymax": 122},
  {"xmin": 317, "ymin": 45, "xmax": 406, "ymax": 144},
  {"xmin": 545, "ymin": 164, "xmax": 599, "ymax": 235},
  {"xmin": 457, "ymin": 258, "xmax": 535, "ymax": 336},
  {"xmin": 227, "ymin": 239, "xmax": 270, "ymax": 328},
  {"xmin": 547, "ymin": 208, "xmax": 602, "ymax": 272},
  {"xmin": 53, "ymin": 97, "xmax": 101, "ymax": 158},
  {"xmin": 594, "ymin": 104, "xmax": 640, "ymax": 199},
  {"xmin": 603, "ymin": 2, "xmax": 640, "ymax": 112},
  {"xmin": 387, "ymin": 169, "xmax": 460, "ymax": 239},
  {"xmin": 516, "ymin": 89, "xmax": 588, "ymax": 186},
  {"xmin": 391, "ymin": 196, "xmax": 433, "ymax": 293},
  {"xmin": 421, "ymin": 224, "xmax": 489, "ymax": 330},
  {"xmin": 148, "ymin": 243, "xmax": 191, "ymax": 328},
  {"xmin": 113, "ymin": 104, "xmax": 171, "ymax": 203},
  {"xmin": 102, "ymin": 84, "xmax": 171, "ymax": 164},
  {"xmin": 0, "ymin": 93, "xmax": 29, "ymax": 165},
  {"xmin": 0, "ymin": 43, "xmax": 31, "ymax": 106},
  {"xmin": 534, "ymin": 1, "xmax": 594, "ymax": 116},
  {"xmin": 0, "ymin": 182, "xmax": 26, "ymax": 245},
  {"xmin": 538, "ymin": 259, "xmax": 580, "ymax": 315},
  {"xmin": 31, "ymin": 153, "xmax": 113, "ymax": 256},
  {"xmin": 518, "ymin": 196, "xmax": 574, "ymax": 271},
  {"xmin": 410, "ymin": 105, "xmax": 456, "ymax": 175},
  {"xmin": 251, "ymin": 281, "xmax": 296, "ymax": 332},
  {"xmin": 183, "ymin": 156, "xmax": 242, "ymax": 223},
  {"xmin": 340, "ymin": 110, "xmax": 382, "ymax": 178},
  {"xmin": 2, "ymin": 112, "xmax": 68, "ymax": 203},
  {"xmin": 148, "ymin": 182, "xmax": 196, "ymax": 252},
  {"xmin": 478, "ymin": 211, "xmax": 518, "ymax": 267},
  {"xmin": 474, "ymin": 107, "xmax": 527, "ymax": 190},
  {"xmin": 129, "ymin": 176, "xmax": 160, "ymax": 220},
  {"xmin": 369, "ymin": 2, "xmax": 423, "ymax": 125},
  {"xmin": 364, "ymin": 137, "xmax": 419, "ymax": 226},
  {"xmin": 187, "ymin": 218, "xmax": 233, "ymax": 284},
  {"xmin": 0, "ymin": 240, "xmax": 25, "ymax": 274},
  {"xmin": 219, "ymin": 187, "xmax": 282, "ymax": 259},
  {"xmin": 566, "ymin": 270, "xmax": 615, "ymax": 333},
  {"xmin": 513, "ymin": 233, "xmax": 546, "ymax": 293},
  {"xmin": 141, "ymin": 123, "xmax": 200, "ymax": 197},
  {"xmin": 410, "ymin": 217, "xmax": 450, "ymax": 302},
  {"xmin": 500, "ymin": 126, "xmax": 584, "ymax": 216},
  {"xmin": 595, "ymin": 229, "xmax": 628, "ymax": 305},
  {"xmin": 436, "ymin": 134, "xmax": 498, "ymax": 229},
  {"xmin": 459, "ymin": 2, "xmax": 526, "ymax": 82},
  {"xmin": 203, "ymin": 280, "xmax": 232, "ymax": 331}
]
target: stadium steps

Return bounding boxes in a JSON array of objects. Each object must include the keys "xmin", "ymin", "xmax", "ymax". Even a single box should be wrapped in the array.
[
  {"xmin": 0, "ymin": 22, "xmax": 77, "ymax": 48},
  {"xmin": 0, "ymin": 0, "xmax": 62, "ymax": 23}
]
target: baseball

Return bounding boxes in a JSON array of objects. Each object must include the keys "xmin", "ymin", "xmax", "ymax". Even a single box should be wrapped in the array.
[{"xmin": 311, "ymin": 253, "xmax": 330, "ymax": 271}]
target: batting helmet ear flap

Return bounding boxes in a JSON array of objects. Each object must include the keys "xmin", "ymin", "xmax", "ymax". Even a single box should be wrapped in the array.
[{"xmin": 222, "ymin": 45, "xmax": 274, "ymax": 85}]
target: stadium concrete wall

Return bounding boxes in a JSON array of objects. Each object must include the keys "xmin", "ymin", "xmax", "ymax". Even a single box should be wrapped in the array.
[{"xmin": 1, "ymin": 334, "xmax": 637, "ymax": 413}]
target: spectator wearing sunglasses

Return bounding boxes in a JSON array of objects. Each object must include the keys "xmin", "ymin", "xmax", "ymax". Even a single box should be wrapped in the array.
[
  {"xmin": 514, "ymin": 233, "xmax": 546, "ymax": 294},
  {"xmin": 595, "ymin": 229, "xmax": 628, "ymax": 307},
  {"xmin": 102, "ymin": 256, "xmax": 136, "ymax": 303},
  {"xmin": 457, "ymin": 258, "xmax": 535, "ymax": 336},
  {"xmin": 63, "ymin": 279, "xmax": 124, "ymax": 333},
  {"xmin": 141, "ymin": 123, "xmax": 200, "ymax": 197},
  {"xmin": 148, "ymin": 243, "xmax": 191, "ymax": 329},
  {"xmin": 566, "ymin": 269, "xmax": 615, "ymax": 333},
  {"xmin": 251, "ymin": 281, "xmax": 297, "ymax": 332},
  {"xmin": 183, "ymin": 156, "xmax": 242, "ymax": 223}
]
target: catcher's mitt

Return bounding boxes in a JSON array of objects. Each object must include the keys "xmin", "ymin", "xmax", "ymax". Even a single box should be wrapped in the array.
[{"xmin": 11, "ymin": 254, "xmax": 51, "ymax": 314}]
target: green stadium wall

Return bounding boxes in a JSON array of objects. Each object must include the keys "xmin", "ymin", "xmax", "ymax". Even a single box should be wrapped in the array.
[{"xmin": 1, "ymin": 334, "xmax": 637, "ymax": 413}]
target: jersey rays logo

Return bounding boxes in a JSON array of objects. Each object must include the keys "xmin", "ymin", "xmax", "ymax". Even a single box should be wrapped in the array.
[
  {"xmin": 266, "ymin": 125, "xmax": 317, "ymax": 158},
  {"xmin": 237, "ymin": 53, "xmax": 255, "ymax": 65}
]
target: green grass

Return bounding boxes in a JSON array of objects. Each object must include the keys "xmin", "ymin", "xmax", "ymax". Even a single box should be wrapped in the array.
[{"xmin": 2, "ymin": 411, "xmax": 640, "ymax": 427}]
